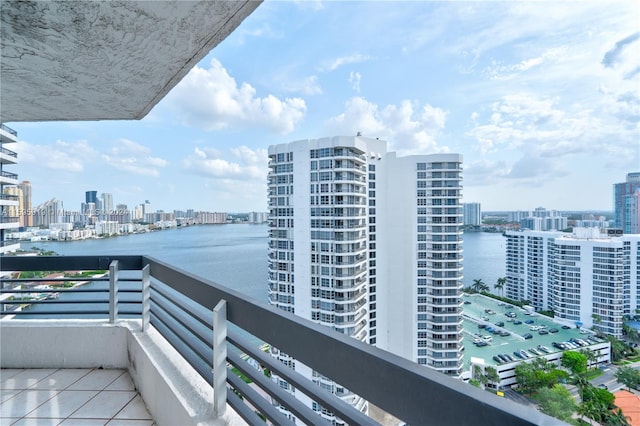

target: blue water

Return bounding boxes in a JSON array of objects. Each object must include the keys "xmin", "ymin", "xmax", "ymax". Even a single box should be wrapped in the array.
[
  {"xmin": 33, "ymin": 224, "xmax": 269, "ymax": 302},
  {"xmin": 461, "ymin": 231, "xmax": 506, "ymax": 289},
  {"xmin": 24, "ymin": 226, "xmax": 505, "ymax": 304}
]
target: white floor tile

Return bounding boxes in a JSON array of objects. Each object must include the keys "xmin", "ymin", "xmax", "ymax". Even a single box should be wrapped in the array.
[
  {"xmin": 103, "ymin": 374, "xmax": 134, "ymax": 392},
  {"xmin": 106, "ymin": 421, "xmax": 154, "ymax": 426},
  {"xmin": 58, "ymin": 419, "xmax": 106, "ymax": 425},
  {"xmin": 1, "ymin": 370, "xmax": 57, "ymax": 390},
  {"xmin": 25, "ymin": 390, "xmax": 98, "ymax": 419},
  {"xmin": 28, "ymin": 370, "xmax": 91, "ymax": 391},
  {"xmin": 0, "ymin": 370, "xmax": 24, "ymax": 381},
  {"xmin": 69, "ymin": 391, "xmax": 136, "ymax": 419},
  {"xmin": 65, "ymin": 370, "xmax": 124, "ymax": 391},
  {"xmin": 0, "ymin": 390, "xmax": 58, "ymax": 418},
  {"xmin": 0, "ymin": 390, "xmax": 23, "ymax": 404},
  {"xmin": 0, "ymin": 418, "xmax": 20, "ymax": 426},
  {"xmin": 113, "ymin": 395, "xmax": 151, "ymax": 420},
  {"xmin": 11, "ymin": 418, "xmax": 62, "ymax": 426}
]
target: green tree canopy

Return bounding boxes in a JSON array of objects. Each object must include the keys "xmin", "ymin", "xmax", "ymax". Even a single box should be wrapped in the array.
[
  {"xmin": 537, "ymin": 384, "xmax": 577, "ymax": 423},
  {"xmin": 562, "ymin": 351, "xmax": 588, "ymax": 375},
  {"xmin": 615, "ymin": 366, "xmax": 640, "ymax": 391}
]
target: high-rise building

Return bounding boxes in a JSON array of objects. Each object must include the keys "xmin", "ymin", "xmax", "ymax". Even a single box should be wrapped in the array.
[
  {"xmin": 85, "ymin": 190, "xmax": 98, "ymax": 205},
  {"xmin": 463, "ymin": 202, "xmax": 481, "ymax": 226},
  {"xmin": 505, "ymin": 228, "xmax": 640, "ymax": 338},
  {"xmin": 101, "ymin": 192, "xmax": 113, "ymax": 216},
  {"xmin": 267, "ymin": 136, "xmax": 463, "ymax": 422},
  {"xmin": 0, "ymin": 123, "xmax": 20, "ymax": 254},
  {"xmin": 18, "ymin": 180, "xmax": 32, "ymax": 226},
  {"xmin": 614, "ymin": 172, "xmax": 640, "ymax": 234}
]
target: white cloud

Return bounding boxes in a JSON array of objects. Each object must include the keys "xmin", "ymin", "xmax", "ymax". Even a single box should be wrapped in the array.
[
  {"xmin": 15, "ymin": 139, "xmax": 97, "ymax": 172},
  {"xmin": 165, "ymin": 58, "xmax": 306, "ymax": 134},
  {"xmin": 325, "ymin": 96, "xmax": 449, "ymax": 155},
  {"xmin": 281, "ymin": 75, "xmax": 323, "ymax": 96},
  {"xmin": 467, "ymin": 90, "xmax": 639, "ymax": 184},
  {"xmin": 101, "ymin": 139, "xmax": 168, "ymax": 177},
  {"xmin": 183, "ymin": 145, "xmax": 268, "ymax": 181},
  {"xmin": 320, "ymin": 54, "xmax": 372, "ymax": 72},
  {"xmin": 482, "ymin": 47, "xmax": 568, "ymax": 80},
  {"xmin": 348, "ymin": 71, "xmax": 361, "ymax": 93}
]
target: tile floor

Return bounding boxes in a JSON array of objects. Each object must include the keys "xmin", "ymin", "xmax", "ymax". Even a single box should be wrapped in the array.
[{"xmin": 0, "ymin": 368, "xmax": 155, "ymax": 426}]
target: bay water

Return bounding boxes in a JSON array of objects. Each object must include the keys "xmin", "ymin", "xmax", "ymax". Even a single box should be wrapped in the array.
[{"xmin": 23, "ymin": 225, "xmax": 506, "ymax": 306}]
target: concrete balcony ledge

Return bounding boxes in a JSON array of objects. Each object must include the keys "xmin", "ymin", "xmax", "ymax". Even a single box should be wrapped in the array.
[{"xmin": 0, "ymin": 319, "xmax": 245, "ymax": 425}]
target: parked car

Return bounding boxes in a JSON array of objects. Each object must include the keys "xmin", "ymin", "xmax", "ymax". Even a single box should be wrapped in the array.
[
  {"xmin": 549, "ymin": 328, "xmax": 559, "ymax": 333},
  {"xmin": 523, "ymin": 333, "xmax": 533, "ymax": 339},
  {"xmin": 525, "ymin": 319, "xmax": 535, "ymax": 324},
  {"xmin": 538, "ymin": 329, "xmax": 549, "ymax": 335},
  {"xmin": 562, "ymin": 325, "xmax": 571, "ymax": 329},
  {"xmin": 513, "ymin": 320, "xmax": 522, "ymax": 325},
  {"xmin": 495, "ymin": 321, "xmax": 505, "ymax": 327}
]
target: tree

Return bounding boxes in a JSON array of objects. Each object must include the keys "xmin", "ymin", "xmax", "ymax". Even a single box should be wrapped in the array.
[
  {"xmin": 571, "ymin": 374, "xmax": 591, "ymax": 400},
  {"xmin": 607, "ymin": 409, "xmax": 631, "ymax": 426},
  {"xmin": 562, "ymin": 351, "xmax": 588, "ymax": 375},
  {"xmin": 472, "ymin": 278, "xmax": 486, "ymax": 293},
  {"xmin": 622, "ymin": 323, "xmax": 640, "ymax": 342},
  {"xmin": 484, "ymin": 366, "xmax": 500, "ymax": 389},
  {"xmin": 494, "ymin": 277, "xmax": 506, "ymax": 297},
  {"xmin": 580, "ymin": 348, "xmax": 597, "ymax": 368},
  {"xmin": 473, "ymin": 364, "xmax": 488, "ymax": 388},
  {"xmin": 615, "ymin": 366, "xmax": 640, "ymax": 391},
  {"xmin": 537, "ymin": 384, "xmax": 577, "ymax": 423},
  {"xmin": 515, "ymin": 357, "xmax": 567, "ymax": 394}
]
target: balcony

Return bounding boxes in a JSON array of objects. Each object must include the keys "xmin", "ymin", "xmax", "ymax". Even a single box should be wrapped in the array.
[
  {"xmin": 0, "ymin": 170, "xmax": 19, "ymax": 185},
  {"xmin": 1, "ymin": 255, "xmax": 552, "ymax": 425},
  {"xmin": 0, "ymin": 146, "xmax": 18, "ymax": 164}
]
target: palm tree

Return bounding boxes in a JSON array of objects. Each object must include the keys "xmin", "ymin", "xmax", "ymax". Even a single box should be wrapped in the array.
[
  {"xmin": 472, "ymin": 278, "xmax": 486, "ymax": 293},
  {"xmin": 494, "ymin": 277, "xmax": 506, "ymax": 297}
]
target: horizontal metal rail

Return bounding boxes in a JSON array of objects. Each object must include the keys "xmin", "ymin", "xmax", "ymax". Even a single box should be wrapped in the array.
[{"xmin": 0, "ymin": 255, "xmax": 556, "ymax": 426}]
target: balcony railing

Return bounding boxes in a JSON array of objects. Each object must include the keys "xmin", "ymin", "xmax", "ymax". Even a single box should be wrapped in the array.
[
  {"xmin": 0, "ymin": 123, "xmax": 18, "ymax": 136},
  {"xmin": 0, "ymin": 170, "xmax": 18, "ymax": 179},
  {"xmin": 0, "ymin": 255, "xmax": 552, "ymax": 425}
]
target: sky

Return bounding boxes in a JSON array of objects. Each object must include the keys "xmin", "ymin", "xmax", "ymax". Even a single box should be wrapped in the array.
[{"xmin": 6, "ymin": 1, "xmax": 640, "ymax": 213}]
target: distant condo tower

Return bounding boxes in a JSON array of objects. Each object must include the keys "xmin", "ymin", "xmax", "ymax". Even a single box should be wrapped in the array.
[
  {"xmin": 614, "ymin": 172, "xmax": 640, "ymax": 234},
  {"xmin": 267, "ymin": 135, "xmax": 464, "ymax": 423}
]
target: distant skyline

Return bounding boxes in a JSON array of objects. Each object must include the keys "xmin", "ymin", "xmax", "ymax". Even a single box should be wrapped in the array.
[{"xmin": 6, "ymin": 1, "xmax": 639, "ymax": 212}]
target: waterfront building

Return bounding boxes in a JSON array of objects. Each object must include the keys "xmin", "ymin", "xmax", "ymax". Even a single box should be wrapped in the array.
[
  {"xmin": 507, "ymin": 210, "xmax": 530, "ymax": 223},
  {"xmin": 614, "ymin": 172, "xmax": 640, "ymax": 234},
  {"xmin": 268, "ymin": 135, "xmax": 463, "ymax": 422},
  {"xmin": 101, "ymin": 192, "xmax": 113, "ymax": 218},
  {"xmin": 463, "ymin": 202, "xmax": 481, "ymax": 226},
  {"xmin": 519, "ymin": 207, "xmax": 567, "ymax": 231},
  {"xmin": 33, "ymin": 198, "xmax": 65, "ymax": 228},
  {"xmin": 505, "ymin": 228, "xmax": 640, "ymax": 338},
  {"xmin": 0, "ymin": 123, "xmax": 20, "ymax": 253},
  {"xmin": 18, "ymin": 180, "xmax": 32, "ymax": 226},
  {"xmin": 85, "ymin": 190, "xmax": 98, "ymax": 206}
]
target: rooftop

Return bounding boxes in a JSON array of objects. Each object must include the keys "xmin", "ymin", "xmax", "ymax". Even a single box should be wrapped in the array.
[{"xmin": 461, "ymin": 293, "xmax": 605, "ymax": 368}]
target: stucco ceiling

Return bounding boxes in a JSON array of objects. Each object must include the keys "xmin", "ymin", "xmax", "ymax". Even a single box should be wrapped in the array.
[{"xmin": 0, "ymin": 0, "xmax": 260, "ymax": 122}]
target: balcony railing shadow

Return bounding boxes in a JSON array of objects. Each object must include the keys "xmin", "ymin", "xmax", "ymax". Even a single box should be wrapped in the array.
[{"xmin": 1, "ymin": 255, "xmax": 556, "ymax": 425}]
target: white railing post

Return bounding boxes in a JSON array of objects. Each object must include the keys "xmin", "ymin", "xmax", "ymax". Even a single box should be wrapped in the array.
[
  {"xmin": 213, "ymin": 299, "xmax": 227, "ymax": 418},
  {"xmin": 141, "ymin": 264, "xmax": 150, "ymax": 332},
  {"xmin": 109, "ymin": 260, "xmax": 119, "ymax": 323}
]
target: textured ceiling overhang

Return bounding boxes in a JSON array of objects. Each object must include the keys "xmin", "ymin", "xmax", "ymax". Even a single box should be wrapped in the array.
[{"xmin": 0, "ymin": 0, "xmax": 260, "ymax": 122}]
